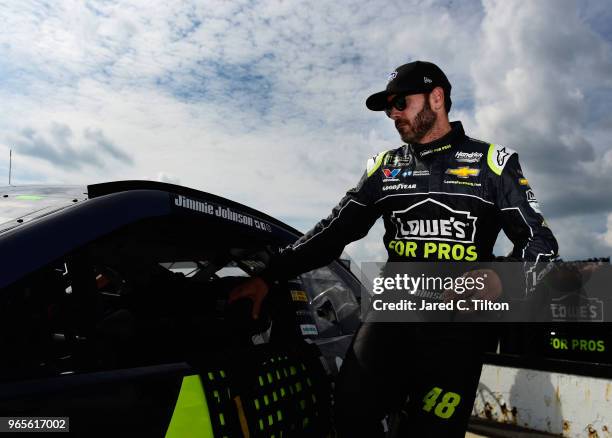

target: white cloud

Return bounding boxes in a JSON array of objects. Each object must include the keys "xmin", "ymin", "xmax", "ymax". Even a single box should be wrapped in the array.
[
  {"xmin": 603, "ymin": 213, "xmax": 612, "ymax": 248},
  {"xmin": 154, "ymin": 172, "xmax": 180, "ymax": 185},
  {"xmin": 0, "ymin": 0, "xmax": 611, "ymax": 264},
  {"xmin": 463, "ymin": 0, "xmax": 612, "ymax": 260}
]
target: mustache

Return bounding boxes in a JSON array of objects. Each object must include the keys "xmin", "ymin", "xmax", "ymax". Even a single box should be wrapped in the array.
[{"xmin": 395, "ymin": 120, "xmax": 410, "ymax": 130}]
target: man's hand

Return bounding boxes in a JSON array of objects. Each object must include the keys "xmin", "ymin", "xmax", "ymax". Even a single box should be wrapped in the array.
[
  {"xmin": 443, "ymin": 269, "xmax": 502, "ymax": 312},
  {"xmin": 228, "ymin": 277, "xmax": 270, "ymax": 319}
]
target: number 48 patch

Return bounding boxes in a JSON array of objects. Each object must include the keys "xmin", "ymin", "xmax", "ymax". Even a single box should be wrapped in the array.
[{"xmin": 422, "ymin": 387, "xmax": 462, "ymax": 419}]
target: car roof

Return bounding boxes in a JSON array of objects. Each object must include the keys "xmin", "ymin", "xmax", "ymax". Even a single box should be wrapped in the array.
[
  {"xmin": 0, "ymin": 180, "xmax": 361, "ymax": 289},
  {"xmin": 87, "ymin": 180, "xmax": 303, "ymax": 236},
  {"xmin": 0, "ymin": 185, "xmax": 88, "ymax": 233},
  {"xmin": 0, "ymin": 181, "xmax": 301, "ymax": 287},
  {"xmin": 0, "ymin": 181, "xmax": 302, "ymax": 237}
]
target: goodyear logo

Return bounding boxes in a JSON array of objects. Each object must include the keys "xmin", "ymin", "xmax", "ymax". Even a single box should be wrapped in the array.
[
  {"xmin": 445, "ymin": 167, "xmax": 480, "ymax": 179},
  {"xmin": 382, "ymin": 183, "xmax": 416, "ymax": 191},
  {"xmin": 519, "ymin": 178, "xmax": 529, "ymax": 186}
]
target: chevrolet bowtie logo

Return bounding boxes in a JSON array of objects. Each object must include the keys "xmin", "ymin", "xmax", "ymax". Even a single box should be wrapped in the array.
[{"xmin": 445, "ymin": 167, "xmax": 480, "ymax": 178}]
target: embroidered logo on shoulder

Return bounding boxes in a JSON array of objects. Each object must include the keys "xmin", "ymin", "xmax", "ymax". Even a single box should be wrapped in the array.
[
  {"xmin": 445, "ymin": 167, "xmax": 480, "ymax": 179},
  {"xmin": 496, "ymin": 147, "xmax": 510, "ymax": 166},
  {"xmin": 519, "ymin": 178, "xmax": 529, "ymax": 186},
  {"xmin": 366, "ymin": 151, "xmax": 388, "ymax": 177},
  {"xmin": 487, "ymin": 144, "xmax": 516, "ymax": 176}
]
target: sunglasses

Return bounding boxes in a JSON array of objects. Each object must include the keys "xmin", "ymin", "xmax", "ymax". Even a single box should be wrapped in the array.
[{"xmin": 384, "ymin": 94, "xmax": 408, "ymax": 117}]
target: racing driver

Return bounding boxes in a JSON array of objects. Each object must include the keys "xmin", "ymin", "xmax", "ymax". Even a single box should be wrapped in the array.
[{"xmin": 230, "ymin": 60, "xmax": 559, "ymax": 437}]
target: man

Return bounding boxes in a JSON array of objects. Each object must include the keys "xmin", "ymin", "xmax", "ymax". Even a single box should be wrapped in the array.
[{"xmin": 230, "ymin": 61, "xmax": 558, "ymax": 436}]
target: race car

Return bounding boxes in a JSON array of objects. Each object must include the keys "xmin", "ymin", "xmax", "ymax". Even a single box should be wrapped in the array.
[{"xmin": 0, "ymin": 181, "xmax": 362, "ymax": 437}]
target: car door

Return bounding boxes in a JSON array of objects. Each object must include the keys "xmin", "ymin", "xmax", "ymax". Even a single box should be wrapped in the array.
[{"xmin": 0, "ymin": 253, "xmax": 201, "ymax": 437}]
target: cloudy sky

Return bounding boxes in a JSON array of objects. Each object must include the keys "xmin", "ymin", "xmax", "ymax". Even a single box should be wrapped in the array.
[{"xmin": 1, "ymin": 0, "xmax": 611, "ymax": 263}]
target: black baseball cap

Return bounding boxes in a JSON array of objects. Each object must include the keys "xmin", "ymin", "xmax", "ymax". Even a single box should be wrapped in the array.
[{"xmin": 366, "ymin": 61, "xmax": 452, "ymax": 112}]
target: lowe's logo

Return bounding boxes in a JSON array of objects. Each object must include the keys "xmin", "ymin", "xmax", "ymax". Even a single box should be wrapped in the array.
[
  {"xmin": 391, "ymin": 198, "xmax": 477, "ymax": 243},
  {"xmin": 550, "ymin": 294, "xmax": 604, "ymax": 322}
]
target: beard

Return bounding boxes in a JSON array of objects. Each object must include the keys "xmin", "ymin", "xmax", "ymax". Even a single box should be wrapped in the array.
[{"xmin": 395, "ymin": 98, "xmax": 437, "ymax": 144}]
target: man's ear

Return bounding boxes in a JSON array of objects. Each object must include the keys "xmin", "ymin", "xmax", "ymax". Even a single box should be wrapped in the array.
[{"xmin": 430, "ymin": 87, "xmax": 445, "ymax": 112}]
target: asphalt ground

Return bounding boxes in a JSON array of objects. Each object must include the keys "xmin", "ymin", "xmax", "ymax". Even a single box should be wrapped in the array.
[{"xmin": 465, "ymin": 418, "xmax": 559, "ymax": 438}]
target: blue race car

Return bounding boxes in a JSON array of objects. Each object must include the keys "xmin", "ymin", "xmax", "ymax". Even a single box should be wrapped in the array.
[{"xmin": 0, "ymin": 181, "xmax": 363, "ymax": 437}]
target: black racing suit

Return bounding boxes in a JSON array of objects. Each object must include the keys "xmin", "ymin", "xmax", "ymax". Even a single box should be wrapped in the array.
[{"xmin": 262, "ymin": 121, "xmax": 559, "ymax": 437}]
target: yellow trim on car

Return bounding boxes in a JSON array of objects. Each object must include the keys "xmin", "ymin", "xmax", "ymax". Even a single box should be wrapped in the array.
[{"xmin": 166, "ymin": 375, "xmax": 215, "ymax": 438}]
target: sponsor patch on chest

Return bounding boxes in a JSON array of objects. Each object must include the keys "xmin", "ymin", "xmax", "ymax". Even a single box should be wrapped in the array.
[
  {"xmin": 391, "ymin": 198, "xmax": 477, "ymax": 243},
  {"xmin": 445, "ymin": 167, "xmax": 480, "ymax": 178},
  {"xmin": 455, "ymin": 151, "xmax": 483, "ymax": 163},
  {"xmin": 383, "ymin": 183, "xmax": 417, "ymax": 191}
]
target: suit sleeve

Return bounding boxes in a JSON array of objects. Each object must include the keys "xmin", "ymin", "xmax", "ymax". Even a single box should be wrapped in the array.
[
  {"xmin": 491, "ymin": 149, "xmax": 559, "ymax": 298},
  {"xmin": 495, "ymin": 154, "xmax": 559, "ymax": 262},
  {"xmin": 261, "ymin": 159, "xmax": 383, "ymax": 284}
]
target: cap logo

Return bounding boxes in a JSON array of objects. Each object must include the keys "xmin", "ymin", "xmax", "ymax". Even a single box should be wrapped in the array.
[
  {"xmin": 388, "ymin": 71, "xmax": 398, "ymax": 82},
  {"xmin": 424, "ymin": 76, "xmax": 432, "ymax": 84}
]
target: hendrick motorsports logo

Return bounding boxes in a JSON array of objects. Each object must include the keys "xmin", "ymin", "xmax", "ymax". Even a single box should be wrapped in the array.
[
  {"xmin": 455, "ymin": 151, "xmax": 483, "ymax": 163},
  {"xmin": 550, "ymin": 294, "xmax": 604, "ymax": 322},
  {"xmin": 391, "ymin": 198, "xmax": 477, "ymax": 242}
]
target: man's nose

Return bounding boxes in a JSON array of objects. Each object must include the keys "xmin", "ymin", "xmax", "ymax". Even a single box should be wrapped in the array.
[{"xmin": 388, "ymin": 107, "xmax": 401, "ymax": 120}]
